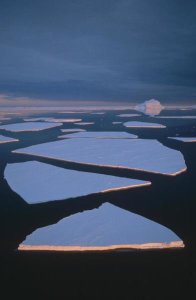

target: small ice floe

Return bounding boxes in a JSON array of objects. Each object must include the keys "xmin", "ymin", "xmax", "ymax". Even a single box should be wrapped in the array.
[
  {"xmin": 19, "ymin": 202, "xmax": 181, "ymax": 247},
  {"xmin": 91, "ymin": 112, "xmax": 105, "ymax": 115},
  {"xmin": 0, "ymin": 117, "xmax": 11, "ymax": 121},
  {"xmin": 135, "ymin": 99, "xmax": 164, "ymax": 116},
  {"xmin": 13, "ymin": 138, "xmax": 186, "ymax": 175},
  {"xmin": 46, "ymin": 118, "xmax": 82, "ymax": 123},
  {"xmin": 23, "ymin": 118, "xmax": 52, "ymax": 122},
  {"xmin": 0, "ymin": 134, "xmax": 19, "ymax": 144},
  {"xmin": 112, "ymin": 122, "xmax": 122, "ymax": 124},
  {"xmin": 4, "ymin": 161, "xmax": 150, "ymax": 204},
  {"xmin": 60, "ymin": 131, "xmax": 138, "ymax": 139},
  {"xmin": 123, "ymin": 121, "xmax": 166, "ymax": 128},
  {"xmin": 60, "ymin": 128, "xmax": 86, "ymax": 133},
  {"xmin": 74, "ymin": 122, "xmax": 94, "ymax": 125},
  {"xmin": 24, "ymin": 118, "xmax": 82, "ymax": 123},
  {"xmin": 117, "ymin": 114, "xmax": 141, "ymax": 117},
  {"xmin": 154, "ymin": 116, "xmax": 196, "ymax": 119},
  {"xmin": 0, "ymin": 122, "xmax": 63, "ymax": 132},
  {"xmin": 168, "ymin": 137, "xmax": 196, "ymax": 143}
]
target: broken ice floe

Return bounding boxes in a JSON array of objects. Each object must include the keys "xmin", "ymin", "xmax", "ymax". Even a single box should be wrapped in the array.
[{"xmin": 117, "ymin": 114, "xmax": 141, "ymax": 117}]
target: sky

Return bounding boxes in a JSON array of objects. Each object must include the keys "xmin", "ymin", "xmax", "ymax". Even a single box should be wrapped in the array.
[{"xmin": 0, "ymin": 0, "xmax": 196, "ymax": 106}]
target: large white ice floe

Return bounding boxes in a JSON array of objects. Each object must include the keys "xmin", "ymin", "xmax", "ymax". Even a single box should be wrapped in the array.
[
  {"xmin": 20, "ymin": 203, "xmax": 181, "ymax": 247},
  {"xmin": 13, "ymin": 138, "xmax": 186, "ymax": 175},
  {"xmin": 59, "ymin": 132, "xmax": 138, "ymax": 139},
  {"xmin": 0, "ymin": 122, "xmax": 63, "ymax": 132},
  {"xmin": 168, "ymin": 137, "xmax": 196, "ymax": 142},
  {"xmin": 4, "ymin": 161, "xmax": 150, "ymax": 204},
  {"xmin": 135, "ymin": 99, "xmax": 164, "ymax": 116},
  {"xmin": 0, "ymin": 135, "xmax": 19, "ymax": 144},
  {"xmin": 123, "ymin": 121, "xmax": 166, "ymax": 128}
]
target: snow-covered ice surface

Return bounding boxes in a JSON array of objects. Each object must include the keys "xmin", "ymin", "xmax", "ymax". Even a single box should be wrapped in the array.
[
  {"xmin": 60, "ymin": 131, "xmax": 138, "ymax": 139},
  {"xmin": 60, "ymin": 128, "xmax": 86, "ymax": 133},
  {"xmin": 117, "ymin": 114, "xmax": 141, "ymax": 117},
  {"xmin": 124, "ymin": 121, "xmax": 166, "ymax": 128},
  {"xmin": 4, "ymin": 161, "xmax": 150, "ymax": 204},
  {"xmin": 21, "ymin": 203, "xmax": 181, "ymax": 246},
  {"xmin": 0, "ymin": 122, "xmax": 63, "ymax": 132},
  {"xmin": 75, "ymin": 122, "xmax": 94, "ymax": 125},
  {"xmin": 168, "ymin": 137, "xmax": 196, "ymax": 142},
  {"xmin": 13, "ymin": 138, "xmax": 186, "ymax": 175},
  {"xmin": 135, "ymin": 99, "xmax": 164, "ymax": 116},
  {"xmin": 0, "ymin": 135, "xmax": 19, "ymax": 144}
]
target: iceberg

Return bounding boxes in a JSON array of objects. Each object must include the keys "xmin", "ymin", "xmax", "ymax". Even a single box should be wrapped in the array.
[
  {"xmin": 13, "ymin": 138, "xmax": 186, "ymax": 175},
  {"xmin": 135, "ymin": 99, "xmax": 164, "ymax": 116},
  {"xmin": 4, "ymin": 161, "xmax": 150, "ymax": 204}
]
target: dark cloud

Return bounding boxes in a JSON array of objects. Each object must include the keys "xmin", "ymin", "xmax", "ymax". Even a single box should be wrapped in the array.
[{"xmin": 0, "ymin": 0, "xmax": 196, "ymax": 104}]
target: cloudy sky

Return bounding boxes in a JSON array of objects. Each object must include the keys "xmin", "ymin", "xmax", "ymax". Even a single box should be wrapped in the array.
[{"xmin": 0, "ymin": 0, "xmax": 196, "ymax": 106}]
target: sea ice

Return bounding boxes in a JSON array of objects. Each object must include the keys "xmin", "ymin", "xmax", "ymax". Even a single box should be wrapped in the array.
[
  {"xmin": 13, "ymin": 138, "xmax": 186, "ymax": 175},
  {"xmin": 112, "ymin": 122, "xmax": 122, "ymax": 124},
  {"xmin": 123, "ymin": 121, "xmax": 166, "ymax": 128},
  {"xmin": 60, "ymin": 128, "xmax": 86, "ymax": 133},
  {"xmin": 74, "ymin": 122, "xmax": 94, "ymax": 125},
  {"xmin": 168, "ymin": 137, "xmax": 196, "ymax": 142},
  {"xmin": 135, "ymin": 99, "xmax": 164, "ymax": 116},
  {"xmin": 155, "ymin": 116, "xmax": 196, "ymax": 119},
  {"xmin": 0, "ymin": 135, "xmax": 19, "ymax": 144},
  {"xmin": 4, "ymin": 161, "xmax": 150, "ymax": 204},
  {"xmin": 0, "ymin": 122, "xmax": 63, "ymax": 132},
  {"xmin": 60, "ymin": 131, "xmax": 138, "ymax": 139},
  {"xmin": 24, "ymin": 118, "xmax": 82, "ymax": 123},
  {"xmin": 117, "ymin": 114, "xmax": 141, "ymax": 117},
  {"xmin": 20, "ymin": 203, "xmax": 181, "ymax": 247}
]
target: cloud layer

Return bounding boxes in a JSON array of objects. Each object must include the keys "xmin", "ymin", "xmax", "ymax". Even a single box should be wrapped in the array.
[{"xmin": 1, "ymin": 0, "xmax": 196, "ymax": 104}]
